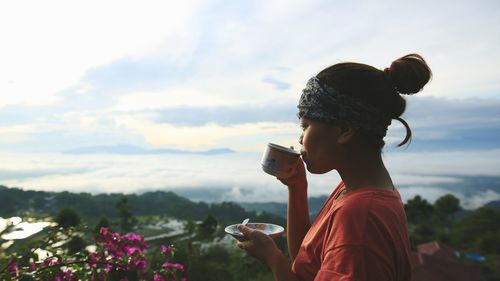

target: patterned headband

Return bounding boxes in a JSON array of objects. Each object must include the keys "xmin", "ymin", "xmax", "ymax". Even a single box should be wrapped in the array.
[{"xmin": 297, "ymin": 76, "xmax": 391, "ymax": 138}]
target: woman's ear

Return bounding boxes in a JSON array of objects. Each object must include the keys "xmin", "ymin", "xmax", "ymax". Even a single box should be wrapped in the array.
[{"xmin": 337, "ymin": 127, "xmax": 356, "ymax": 144}]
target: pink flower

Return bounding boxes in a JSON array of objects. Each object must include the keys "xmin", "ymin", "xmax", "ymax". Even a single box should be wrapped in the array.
[
  {"xmin": 161, "ymin": 245, "xmax": 172, "ymax": 255},
  {"xmin": 123, "ymin": 233, "xmax": 144, "ymax": 243},
  {"xmin": 104, "ymin": 264, "xmax": 113, "ymax": 273},
  {"xmin": 42, "ymin": 257, "xmax": 59, "ymax": 267},
  {"xmin": 87, "ymin": 252, "xmax": 100, "ymax": 268},
  {"xmin": 154, "ymin": 273, "xmax": 166, "ymax": 281},
  {"xmin": 126, "ymin": 246, "xmax": 140, "ymax": 255},
  {"xmin": 162, "ymin": 261, "xmax": 174, "ymax": 268},
  {"xmin": 55, "ymin": 270, "xmax": 76, "ymax": 281},
  {"xmin": 162, "ymin": 261, "xmax": 184, "ymax": 272},
  {"xmin": 7, "ymin": 260, "xmax": 18, "ymax": 276},
  {"xmin": 99, "ymin": 227, "xmax": 109, "ymax": 236},
  {"xmin": 29, "ymin": 262, "xmax": 37, "ymax": 271},
  {"xmin": 128, "ymin": 257, "xmax": 148, "ymax": 273}
]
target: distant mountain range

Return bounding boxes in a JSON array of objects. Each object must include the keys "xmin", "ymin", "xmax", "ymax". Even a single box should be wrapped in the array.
[
  {"xmin": 240, "ymin": 196, "xmax": 329, "ymax": 219},
  {"xmin": 1, "ymin": 180, "xmax": 498, "ymax": 225},
  {"xmin": 63, "ymin": 144, "xmax": 235, "ymax": 155},
  {"xmin": 0, "ymin": 185, "xmax": 284, "ymax": 227},
  {"xmin": 0, "ymin": 184, "xmax": 326, "ymax": 221},
  {"xmin": 485, "ymin": 200, "xmax": 500, "ymax": 209}
]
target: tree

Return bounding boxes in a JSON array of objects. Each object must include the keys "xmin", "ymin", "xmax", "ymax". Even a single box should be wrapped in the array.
[
  {"xmin": 452, "ymin": 207, "xmax": 500, "ymax": 248},
  {"xmin": 411, "ymin": 224, "xmax": 436, "ymax": 247},
  {"xmin": 116, "ymin": 198, "xmax": 137, "ymax": 232},
  {"xmin": 198, "ymin": 215, "xmax": 218, "ymax": 238},
  {"xmin": 188, "ymin": 246, "xmax": 233, "ymax": 281},
  {"xmin": 404, "ymin": 195, "xmax": 434, "ymax": 224},
  {"xmin": 94, "ymin": 216, "xmax": 111, "ymax": 234},
  {"xmin": 185, "ymin": 220, "xmax": 196, "ymax": 234},
  {"xmin": 434, "ymin": 194, "xmax": 460, "ymax": 225},
  {"xmin": 66, "ymin": 236, "xmax": 86, "ymax": 255},
  {"xmin": 55, "ymin": 208, "xmax": 80, "ymax": 228}
]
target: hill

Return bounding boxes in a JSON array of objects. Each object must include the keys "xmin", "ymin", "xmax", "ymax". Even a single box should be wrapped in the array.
[
  {"xmin": 0, "ymin": 185, "xmax": 284, "ymax": 226},
  {"xmin": 485, "ymin": 200, "xmax": 500, "ymax": 209},
  {"xmin": 240, "ymin": 195, "xmax": 329, "ymax": 219}
]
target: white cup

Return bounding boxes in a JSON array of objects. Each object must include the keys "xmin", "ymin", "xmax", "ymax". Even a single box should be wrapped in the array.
[{"xmin": 261, "ymin": 143, "xmax": 301, "ymax": 178}]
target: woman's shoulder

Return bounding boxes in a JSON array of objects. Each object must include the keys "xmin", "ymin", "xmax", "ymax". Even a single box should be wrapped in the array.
[
  {"xmin": 324, "ymin": 188, "xmax": 405, "ymax": 246},
  {"xmin": 334, "ymin": 187, "xmax": 402, "ymax": 218}
]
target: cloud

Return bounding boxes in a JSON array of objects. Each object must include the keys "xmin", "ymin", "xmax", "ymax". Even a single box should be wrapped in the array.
[
  {"xmin": 2, "ymin": 150, "xmax": 500, "ymax": 209},
  {"xmin": 1, "ymin": 0, "xmax": 500, "ymax": 156},
  {"xmin": 262, "ymin": 76, "xmax": 291, "ymax": 90},
  {"xmin": 80, "ymin": 57, "xmax": 192, "ymax": 95},
  {"xmin": 63, "ymin": 144, "xmax": 234, "ymax": 155},
  {"xmin": 0, "ymin": 0, "xmax": 203, "ymax": 107},
  {"xmin": 385, "ymin": 96, "xmax": 500, "ymax": 150},
  {"xmin": 1, "ymin": 0, "xmax": 499, "ymax": 110},
  {"xmin": 152, "ymin": 103, "xmax": 297, "ymax": 126},
  {"xmin": 111, "ymin": 114, "xmax": 299, "ymax": 150},
  {"xmin": 0, "ymin": 167, "xmax": 93, "ymax": 181},
  {"xmin": 17, "ymin": 0, "xmax": 497, "ymax": 112},
  {"xmin": 385, "ymin": 149, "xmax": 500, "ymax": 178},
  {"xmin": 2, "ymin": 94, "xmax": 500, "ymax": 155}
]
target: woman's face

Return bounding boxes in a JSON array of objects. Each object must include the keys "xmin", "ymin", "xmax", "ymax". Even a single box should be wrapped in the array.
[{"xmin": 299, "ymin": 117, "xmax": 341, "ymax": 174}]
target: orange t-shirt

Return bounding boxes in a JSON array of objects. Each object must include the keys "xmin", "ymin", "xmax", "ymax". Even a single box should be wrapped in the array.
[{"xmin": 292, "ymin": 182, "xmax": 411, "ymax": 281}]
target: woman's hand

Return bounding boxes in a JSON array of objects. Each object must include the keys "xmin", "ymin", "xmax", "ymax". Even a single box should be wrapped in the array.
[
  {"xmin": 236, "ymin": 225, "xmax": 282, "ymax": 267},
  {"xmin": 277, "ymin": 156, "xmax": 307, "ymax": 189},
  {"xmin": 237, "ymin": 225, "xmax": 302, "ymax": 281}
]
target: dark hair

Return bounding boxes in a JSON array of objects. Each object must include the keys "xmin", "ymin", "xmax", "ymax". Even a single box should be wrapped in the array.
[{"xmin": 316, "ymin": 54, "xmax": 432, "ymax": 150}]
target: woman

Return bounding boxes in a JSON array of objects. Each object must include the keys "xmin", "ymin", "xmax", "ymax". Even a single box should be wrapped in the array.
[{"xmin": 236, "ymin": 54, "xmax": 432, "ymax": 281}]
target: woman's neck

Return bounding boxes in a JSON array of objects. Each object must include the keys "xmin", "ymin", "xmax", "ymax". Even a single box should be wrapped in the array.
[{"xmin": 336, "ymin": 150, "xmax": 394, "ymax": 193}]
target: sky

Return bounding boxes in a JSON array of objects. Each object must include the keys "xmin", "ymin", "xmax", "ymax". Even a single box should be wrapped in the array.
[{"xmin": 1, "ymin": 0, "xmax": 500, "ymax": 208}]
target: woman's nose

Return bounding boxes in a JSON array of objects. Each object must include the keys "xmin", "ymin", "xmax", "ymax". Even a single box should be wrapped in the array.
[{"xmin": 298, "ymin": 134, "xmax": 303, "ymax": 145}]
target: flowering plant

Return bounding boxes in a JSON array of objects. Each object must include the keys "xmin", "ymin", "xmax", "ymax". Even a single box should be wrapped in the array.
[{"xmin": 0, "ymin": 227, "xmax": 186, "ymax": 281}]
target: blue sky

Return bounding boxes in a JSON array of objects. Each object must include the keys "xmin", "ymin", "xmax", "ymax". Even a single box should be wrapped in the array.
[{"xmin": 1, "ymin": 0, "xmax": 500, "ymax": 206}]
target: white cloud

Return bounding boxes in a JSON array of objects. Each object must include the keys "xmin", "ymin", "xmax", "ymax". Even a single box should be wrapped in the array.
[
  {"xmin": 111, "ymin": 113, "xmax": 299, "ymax": 150},
  {"xmin": 0, "ymin": 123, "xmax": 59, "ymax": 143},
  {"xmin": 0, "ymin": 124, "xmax": 38, "ymax": 143},
  {"xmin": 2, "ymin": 0, "xmax": 500, "ymax": 111},
  {"xmin": 0, "ymin": 0, "xmax": 202, "ymax": 107},
  {"xmin": 2, "ymin": 149, "xmax": 500, "ymax": 208},
  {"xmin": 113, "ymin": 86, "xmax": 238, "ymax": 111},
  {"xmin": 385, "ymin": 149, "xmax": 500, "ymax": 177}
]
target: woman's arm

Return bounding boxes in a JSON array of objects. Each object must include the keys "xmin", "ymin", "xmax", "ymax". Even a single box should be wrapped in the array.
[
  {"xmin": 278, "ymin": 158, "xmax": 310, "ymax": 261},
  {"xmin": 286, "ymin": 184, "xmax": 310, "ymax": 261}
]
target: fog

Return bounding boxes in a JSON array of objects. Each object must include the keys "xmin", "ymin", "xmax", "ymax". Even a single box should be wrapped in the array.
[{"xmin": 2, "ymin": 149, "xmax": 500, "ymax": 209}]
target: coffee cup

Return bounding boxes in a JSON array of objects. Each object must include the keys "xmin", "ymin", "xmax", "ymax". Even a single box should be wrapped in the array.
[{"xmin": 261, "ymin": 143, "xmax": 301, "ymax": 178}]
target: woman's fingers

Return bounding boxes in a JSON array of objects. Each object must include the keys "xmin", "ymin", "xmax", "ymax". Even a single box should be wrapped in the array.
[
  {"xmin": 237, "ymin": 224, "xmax": 254, "ymax": 236},
  {"xmin": 236, "ymin": 226, "xmax": 255, "ymax": 251}
]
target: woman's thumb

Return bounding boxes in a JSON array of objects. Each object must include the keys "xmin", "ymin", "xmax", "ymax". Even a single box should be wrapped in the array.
[{"xmin": 238, "ymin": 225, "xmax": 253, "ymax": 236}]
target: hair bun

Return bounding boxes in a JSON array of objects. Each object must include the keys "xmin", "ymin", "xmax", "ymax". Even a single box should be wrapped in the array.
[{"xmin": 386, "ymin": 54, "xmax": 432, "ymax": 95}]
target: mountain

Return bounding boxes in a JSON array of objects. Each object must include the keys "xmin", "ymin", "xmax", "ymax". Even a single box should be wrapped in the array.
[
  {"xmin": 485, "ymin": 200, "xmax": 500, "ymax": 209},
  {"xmin": 0, "ymin": 185, "xmax": 284, "ymax": 227},
  {"xmin": 240, "ymin": 195, "xmax": 329, "ymax": 219},
  {"xmin": 63, "ymin": 144, "xmax": 235, "ymax": 155}
]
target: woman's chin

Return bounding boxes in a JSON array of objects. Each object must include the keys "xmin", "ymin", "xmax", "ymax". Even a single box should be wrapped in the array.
[{"xmin": 306, "ymin": 165, "xmax": 331, "ymax": 174}]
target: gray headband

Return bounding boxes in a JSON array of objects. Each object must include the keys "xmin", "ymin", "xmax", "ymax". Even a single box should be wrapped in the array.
[{"xmin": 297, "ymin": 76, "xmax": 391, "ymax": 138}]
